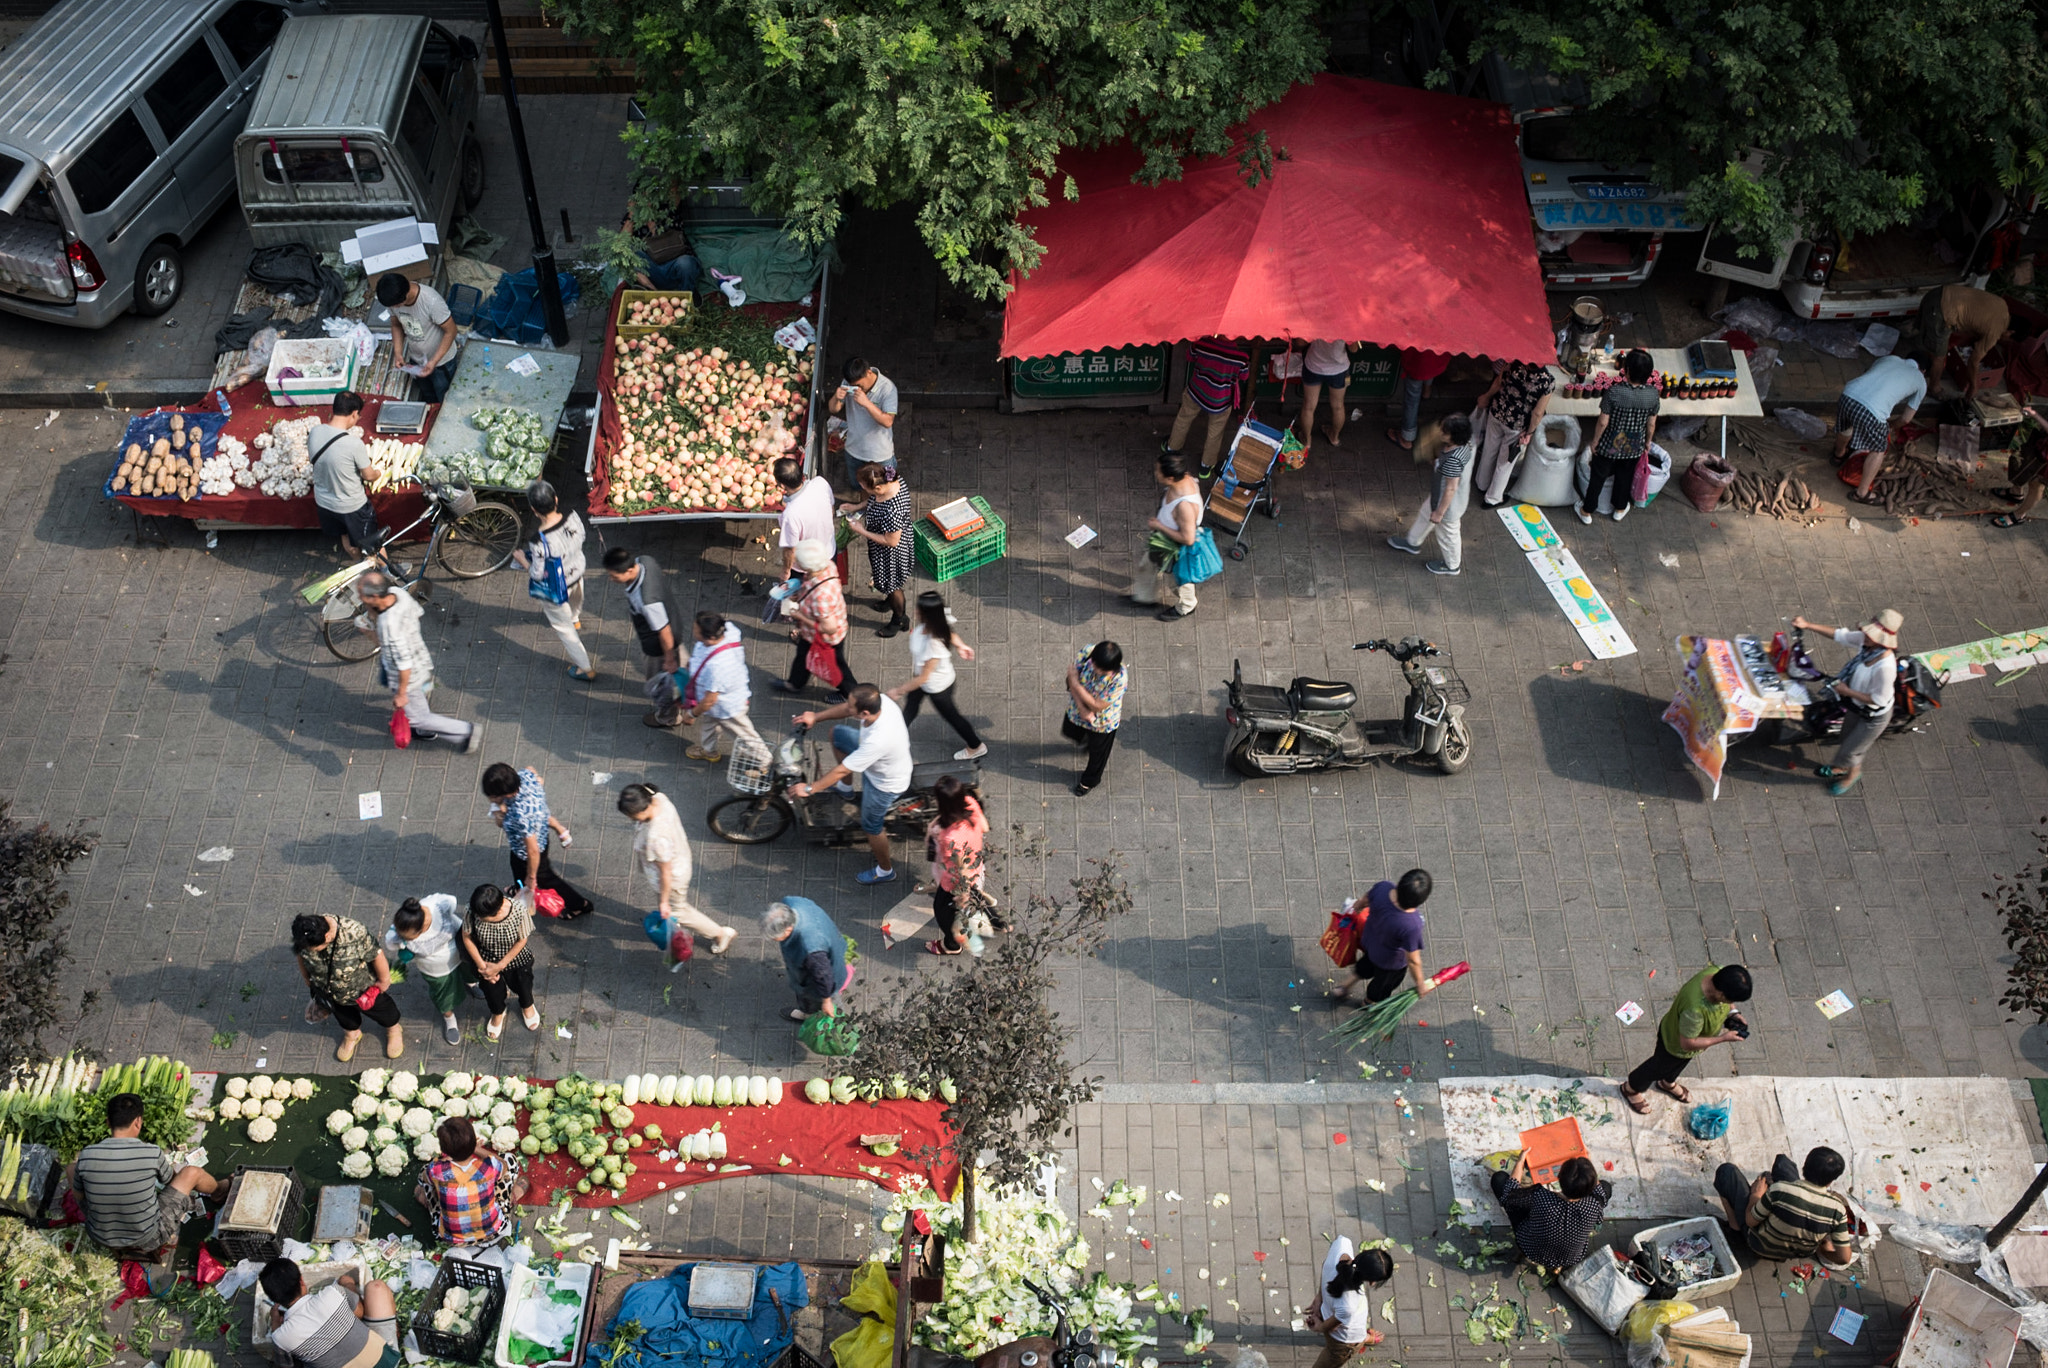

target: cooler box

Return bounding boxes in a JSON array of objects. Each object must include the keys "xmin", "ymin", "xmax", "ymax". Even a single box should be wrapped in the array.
[{"xmin": 266, "ymin": 338, "xmax": 360, "ymax": 408}]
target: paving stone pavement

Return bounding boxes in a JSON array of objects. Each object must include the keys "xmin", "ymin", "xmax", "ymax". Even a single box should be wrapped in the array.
[{"xmin": 8, "ymin": 399, "xmax": 2048, "ymax": 1368}]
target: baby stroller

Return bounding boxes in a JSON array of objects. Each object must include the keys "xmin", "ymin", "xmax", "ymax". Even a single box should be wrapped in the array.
[{"xmin": 1203, "ymin": 419, "xmax": 1287, "ymax": 560}]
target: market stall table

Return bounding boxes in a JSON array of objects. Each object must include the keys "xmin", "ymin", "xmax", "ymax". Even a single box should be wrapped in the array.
[
  {"xmin": 1546, "ymin": 348, "xmax": 1762, "ymax": 460},
  {"xmin": 109, "ymin": 382, "xmax": 435, "ymax": 533},
  {"xmin": 1662, "ymin": 634, "xmax": 1811, "ymax": 798},
  {"xmin": 420, "ymin": 342, "xmax": 581, "ymax": 491}
]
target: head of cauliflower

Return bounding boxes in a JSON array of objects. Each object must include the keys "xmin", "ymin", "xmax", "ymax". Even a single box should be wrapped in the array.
[
  {"xmin": 387, "ymin": 1072, "xmax": 420, "ymax": 1102},
  {"xmin": 358, "ymin": 1069, "xmax": 390, "ymax": 1098},
  {"xmin": 247, "ymin": 1116, "xmax": 278, "ymax": 1143},
  {"xmin": 374, "ymin": 1144, "xmax": 409, "ymax": 1177},
  {"xmin": 326, "ymin": 1110, "xmax": 354, "ymax": 1136},
  {"xmin": 501, "ymin": 1078, "xmax": 530, "ymax": 1104},
  {"xmin": 473, "ymin": 1076, "xmax": 501, "ymax": 1099},
  {"xmin": 441, "ymin": 1097, "xmax": 469, "ymax": 1120},
  {"xmin": 340, "ymin": 1150, "xmax": 374, "ymax": 1179},
  {"xmin": 441, "ymin": 1072, "xmax": 475, "ymax": 1097},
  {"xmin": 488, "ymin": 1101, "xmax": 517, "ymax": 1129},
  {"xmin": 401, "ymin": 1107, "xmax": 435, "ymax": 1138},
  {"xmin": 224, "ymin": 1077, "xmax": 249, "ymax": 1099},
  {"xmin": 290, "ymin": 1078, "xmax": 317, "ymax": 1101},
  {"xmin": 380, "ymin": 1100, "xmax": 406, "ymax": 1126},
  {"xmin": 341, "ymin": 1126, "xmax": 371, "ymax": 1153},
  {"xmin": 261, "ymin": 1099, "xmax": 286, "ymax": 1120},
  {"xmin": 372, "ymin": 1126, "xmax": 399, "ymax": 1148},
  {"xmin": 246, "ymin": 1075, "xmax": 274, "ymax": 1100},
  {"xmin": 413, "ymin": 1134, "xmax": 441, "ymax": 1161},
  {"xmin": 444, "ymin": 1288, "xmax": 471, "ymax": 1313},
  {"xmin": 419, "ymin": 1087, "xmax": 446, "ymax": 1111},
  {"xmin": 432, "ymin": 1308, "xmax": 462, "ymax": 1333},
  {"xmin": 219, "ymin": 1097, "xmax": 244, "ymax": 1121},
  {"xmin": 352, "ymin": 1093, "xmax": 382, "ymax": 1120},
  {"xmin": 490, "ymin": 1125, "xmax": 521, "ymax": 1153}
]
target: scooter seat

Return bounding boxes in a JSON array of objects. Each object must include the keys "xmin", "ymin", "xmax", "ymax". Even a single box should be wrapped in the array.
[{"xmin": 1289, "ymin": 677, "xmax": 1356, "ymax": 712}]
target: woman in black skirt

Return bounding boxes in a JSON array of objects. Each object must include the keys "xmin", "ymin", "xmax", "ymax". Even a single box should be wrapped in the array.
[{"xmin": 841, "ymin": 463, "xmax": 914, "ymax": 635}]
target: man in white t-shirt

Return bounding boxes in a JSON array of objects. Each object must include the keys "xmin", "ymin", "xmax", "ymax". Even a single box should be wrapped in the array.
[
  {"xmin": 790, "ymin": 684, "xmax": 912, "ymax": 885},
  {"xmin": 773, "ymin": 457, "xmax": 835, "ymax": 575}
]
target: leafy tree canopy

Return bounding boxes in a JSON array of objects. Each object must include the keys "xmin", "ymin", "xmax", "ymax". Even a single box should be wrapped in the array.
[
  {"xmin": 1453, "ymin": 0, "xmax": 2048, "ymax": 253},
  {"xmin": 543, "ymin": 0, "xmax": 1327, "ymax": 297}
]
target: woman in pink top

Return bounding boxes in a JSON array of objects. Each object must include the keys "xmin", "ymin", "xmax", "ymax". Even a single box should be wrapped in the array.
[{"xmin": 925, "ymin": 774, "xmax": 990, "ymax": 955}]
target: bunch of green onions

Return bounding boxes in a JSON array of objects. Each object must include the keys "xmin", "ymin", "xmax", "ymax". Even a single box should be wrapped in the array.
[{"xmin": 1330, "ymin": 961, "xmax": 1471, "ymax": 1047}]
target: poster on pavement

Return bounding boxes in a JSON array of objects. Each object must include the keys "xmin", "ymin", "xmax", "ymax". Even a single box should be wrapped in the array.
[
  {"xmin": 1915, "ymin": 626, "xmax": 2048, "ymax": 683},
  {"xmin": 1500, "ymin": 508, "xmax": 1636, "ymax": 659},
  {"xmin": 1664, "ymin": 635, "xmax": 1764, "ymax": 798}
]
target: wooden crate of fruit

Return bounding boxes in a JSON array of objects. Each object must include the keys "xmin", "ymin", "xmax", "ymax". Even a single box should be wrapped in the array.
[{"xmin": 615, "ymin": 290, "xmax": 693, "ymax": 337}]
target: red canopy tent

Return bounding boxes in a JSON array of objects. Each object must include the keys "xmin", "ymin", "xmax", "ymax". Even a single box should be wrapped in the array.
[{"xmin": 1000, "ymin": 75, "xmax": 1554, "ymax": 365}]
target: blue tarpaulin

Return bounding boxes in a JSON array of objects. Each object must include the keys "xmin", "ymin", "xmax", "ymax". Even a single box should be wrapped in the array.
[{"xmin": 584, "ymin": 1263, "xmax": 808, "ymax": 1368}]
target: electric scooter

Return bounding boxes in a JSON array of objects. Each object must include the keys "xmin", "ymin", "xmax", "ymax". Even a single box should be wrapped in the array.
[{"xmin": 1222, "ymin": 638, "xmax": 1473, "ymax": 777}]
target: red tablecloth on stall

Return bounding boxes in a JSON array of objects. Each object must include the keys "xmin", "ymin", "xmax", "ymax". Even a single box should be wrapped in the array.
[
  {"xmin": 586, "ymin": 284, "xmax": 813, "ymax": 519},
  {"xmin": 111, "ymin": 381, "xmax": 434, "ymax": 529},
  {"xmin": 518, "ymin": 1095, "xmax": 957, "ymax": 1208}
]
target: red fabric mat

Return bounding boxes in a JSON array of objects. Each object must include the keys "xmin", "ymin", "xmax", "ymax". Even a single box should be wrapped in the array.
[
  {"xmin": 518, "ymin": 1095, "xmax": 957, "ymax": 1208},
  {"xmin": 587, "ymin": 284, "xmax": 812, "ymax": 519},
  {"xmin": 111, "ymin": 382, "xmax": 435, "ymax": 529}
]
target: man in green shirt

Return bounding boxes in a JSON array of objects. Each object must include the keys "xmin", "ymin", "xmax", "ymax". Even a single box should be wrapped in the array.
[{"xmin": 1619, "ymin": 964, "xmax": 1751, "ymax": 1114}]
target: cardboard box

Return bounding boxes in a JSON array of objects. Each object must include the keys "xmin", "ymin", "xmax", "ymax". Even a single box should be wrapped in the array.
[
  {"xmin": 266, "ymin": 337, "xmax": 359, "ymax": 408},
  {"xmin": 340, "ymin": 215, "xmax": 441, "ymax": 276}
]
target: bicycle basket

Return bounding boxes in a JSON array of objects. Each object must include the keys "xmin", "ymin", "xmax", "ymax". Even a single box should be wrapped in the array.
[
  {"xmin": 437, "ymin": 479, "xmax": 479, "ymax": 518},
  {"xmin": 1422, "ymin": 664, "xmax": 1472, "ymax": 705},
  {"xmin": 727, "ymin": 737, "xmax": 775, "ymax": 795}
]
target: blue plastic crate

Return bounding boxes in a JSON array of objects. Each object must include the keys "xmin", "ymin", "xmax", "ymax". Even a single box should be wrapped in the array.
[{"xmin": 447, "ymin": 283, "xmax": 482, "ymax": 327}]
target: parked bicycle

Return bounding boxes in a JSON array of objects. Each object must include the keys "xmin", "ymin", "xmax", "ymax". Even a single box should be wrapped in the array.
[{"xmin": 304, "ymin": 480, "xmax": 520, "ymax": 661}]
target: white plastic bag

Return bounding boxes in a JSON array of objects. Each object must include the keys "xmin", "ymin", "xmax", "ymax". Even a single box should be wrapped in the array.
[
  {"xmin": 1511, "ymin": 413, "xmax": 1584, "ymax": 505},
  {"xmin": 322, "ymin": 318, "xmax": 378, "ymax": 367},
  {"xmin": 1561, "ymin": 1245, "xmax": 1652, "ymax": 1336}
]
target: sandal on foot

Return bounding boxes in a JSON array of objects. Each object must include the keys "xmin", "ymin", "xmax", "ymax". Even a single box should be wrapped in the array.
[
  {"xmin": 926, "ymin": 939, "xmax": 963, "ymax": 956},
  {"xmin": 385, "ymin": 1028, "xmax": 404, "ymax": 1059},
  {"xmin": 522, "ymin": 1008, "xmax": 541, "ymax": 1032},
  {"xmin": 335, "ymin": 1032, "xmax": 362, "ymax": 1063},
  {"xmin": 1620, "ymin": 1085, "xmax": 1651, "ymax": 1115},
  {"xmin": 1654, "ymin": 1080, "xmax": 1691, "ymax": 1104},
  {"xmin": 1815, "ymin": 765, "xmax": 1844, "ymax": 779},
  {"xmin": 487, "ymin": 1017, "xmax": 505, "ymax": 1041},
  {"xmin": 1385, "ymin": 427, "xmax": 1414, "ymax": 451},
  {"xmin": 1830, "ymin": 776, "xmax": 1861, "ymax": 796},
  {"xmin": 1994, "ymin": 513, "xmax": 2034, "ymax": 528},
  {"xmin": 785, "ymin": 1008, "xmax": 807, "ymax": 1023}
]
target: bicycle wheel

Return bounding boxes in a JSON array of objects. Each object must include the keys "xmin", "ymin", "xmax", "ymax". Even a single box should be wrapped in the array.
[
  {"xmin": 708, "ymin": 795, "xmax": 793, "ymax": 844},
  {"xmin": 320, "ymin": 583, "xmax": 381, "ymax": 662},
  {"xmin": 435, "ymin": 500, "xmax": 521, "ymax": 578}
]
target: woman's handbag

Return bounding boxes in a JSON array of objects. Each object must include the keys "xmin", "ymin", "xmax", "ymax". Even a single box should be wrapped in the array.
[
  {"xmin": 389, "ymin": 706, "xmax": 412, "ymax": 749},
  {"xmin": 805, "ymin": 636, "xmax": 843, "ymax": 687},
  {"xmin": 526, "ymin": 554, "xmax": 570, "ymax": 605},
  {"xmin": 1320, "ymin": 899, "xmax": 1366, "ymax": 966},
  {"xmin": 642, "ymin": 229, "xmax": 690, "ymax": 264},
  {"xmin": 1175, "ymin": 528, "xmax": 1224, "ymax": 585}
]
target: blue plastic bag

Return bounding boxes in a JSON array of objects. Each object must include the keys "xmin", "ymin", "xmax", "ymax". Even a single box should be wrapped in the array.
[
  {"xmin": 1687, "ymin": 1100, "xmax": 1730, "ymax": 1140},
  {"xmin": 1175, "ymin": 528, "xmax": 1224, "ymax": 585}
]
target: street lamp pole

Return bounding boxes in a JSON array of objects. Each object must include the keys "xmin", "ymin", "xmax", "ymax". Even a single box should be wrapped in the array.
[{"xmin": 483, "ymin": 0, "xmax": 568, "ymax": 346}]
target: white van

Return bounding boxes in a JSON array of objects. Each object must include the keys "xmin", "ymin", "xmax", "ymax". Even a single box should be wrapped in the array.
[
  {"xmin": 1696, "ymin": 187, "xmax": 2013, "ymax": 321},
  {"xmin": 1481, "ymin": 55, "xmax": 1696, "ymax": 290},
  {"xmin": 0, "ymin": 0, "xmax": 308, "ymax": 327}
]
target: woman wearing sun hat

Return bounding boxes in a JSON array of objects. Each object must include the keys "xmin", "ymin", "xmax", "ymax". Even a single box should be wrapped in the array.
[{"xmin": 1791, "ymin": 608, "xmax": 1903, "ymax": 796}]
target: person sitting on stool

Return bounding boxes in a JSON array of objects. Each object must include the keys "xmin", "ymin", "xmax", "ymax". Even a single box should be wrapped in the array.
[
  {"xmin": 1713, "ymin": 1146, "xmax": 1855, "ymax": 1265},
  {"xmin": 71, "ymin": 1092, "xmax": 220, "ymax": 1259}
]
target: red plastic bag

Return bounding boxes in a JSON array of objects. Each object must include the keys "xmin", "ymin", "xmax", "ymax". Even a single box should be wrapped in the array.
[
  {"xmin": 805, "ymin": 636, "xmax": 843, "ymax": 687},
  {"xmin": 390, "ymin": 706, "xmax": 412, "ymax": 749},
  {"xmin": 534, "ymin": 887, "xmax": 566, "ymax": 918},
  {"xmin": 196, "ymin": 1247, "xmax": 227, "ymax": 1285}
]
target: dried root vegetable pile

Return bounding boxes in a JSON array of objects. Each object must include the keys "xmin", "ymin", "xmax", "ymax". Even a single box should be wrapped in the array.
[
  {"xmin": 110, "ymin": 413, "xmax": 204, "ymax": 499},
  {"xmin": 606, "ymin": 300, "xmax": 812, "ymax": 514},
  {"xmin": 1725, "ymin": 469, "xmax": 1822, "ymax": 522}
]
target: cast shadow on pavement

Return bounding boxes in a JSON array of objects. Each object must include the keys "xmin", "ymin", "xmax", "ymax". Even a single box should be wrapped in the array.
[
  {"xmin": 1528, "ymin": 671, "xmax": 1703, "ymax": 800},
  {"xmin": 1970, "ymin": 703, "xmax": 2048, "ymax": 770}
]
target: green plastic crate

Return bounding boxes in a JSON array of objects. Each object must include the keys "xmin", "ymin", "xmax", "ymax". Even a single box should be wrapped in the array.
[{"xmin": 914, "ymin": 496, "xmax": 1006, "ymax": 582}]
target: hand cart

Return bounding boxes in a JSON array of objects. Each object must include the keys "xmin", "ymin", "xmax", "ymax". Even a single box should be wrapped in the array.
[{"xmin": 1203, "ymin": 419, "xmax": 1287, "ymax": 560}]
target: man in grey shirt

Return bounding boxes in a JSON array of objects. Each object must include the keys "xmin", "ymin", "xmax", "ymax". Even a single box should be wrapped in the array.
[
  {"xmin": 311, "ymin": 392, "xmax": 383, "ymax": 556},
  {"xmin": 71, "ymin": 1091, "xmax": 219, "ymax": 1254},
  {"xmin": 1387, "ymin": 411, "xmax": 1476, "ymax": 577},
  {"xmin": 830, "ymin": 356, "xmax": 898, "ymax": 491},
  {"xmin": 376, "ymin": 273, "xmax": 459, "ymax": 403}
]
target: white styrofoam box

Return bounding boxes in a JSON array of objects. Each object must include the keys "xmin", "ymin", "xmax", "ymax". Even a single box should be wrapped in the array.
[
  {"xmin": 266, "ymin": 338, "xmax": 359, "ymax": 407},
  {"xmin": 1630, "ymin": 1216, "xmax": 1741, "ymax": 1302}
]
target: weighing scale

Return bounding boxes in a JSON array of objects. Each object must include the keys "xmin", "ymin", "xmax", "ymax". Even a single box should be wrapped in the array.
[
  {"xmin": 926, "ymin": 496, "xmax": 987, "ymax": 542},
  {"xmin": 217, "ymin": 1166, "xmax": 303, "ymax": 1260},
  {"xmin": 311, "ymin": 1184, "xmax": 375, "ymax": 1242},
  {"xmin": 687, "ymin": 1264, "xmax": 759, "ymax": 1319},
  {"xmin": 376, "ymin": 401, "xmax": 430, "ymax": 435},
  {"xmin": 1684, "ymin": 339, "xmax": 1737, "ymax": 380}
]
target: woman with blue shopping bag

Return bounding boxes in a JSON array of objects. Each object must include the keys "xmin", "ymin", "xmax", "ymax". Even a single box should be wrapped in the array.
[
  {"xmin": 1131, "ymin": 451, "xmax": 1218, "ymax": 621},
  {"xmin": 510, "ymin": 480, "xmax": 595, "ymax": 680}
]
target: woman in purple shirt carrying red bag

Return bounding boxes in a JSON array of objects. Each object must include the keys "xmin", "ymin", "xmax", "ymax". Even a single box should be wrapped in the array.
[{"xmin": 1328, "ymin": 868, "xmax": 1441, "ymax": 1006}]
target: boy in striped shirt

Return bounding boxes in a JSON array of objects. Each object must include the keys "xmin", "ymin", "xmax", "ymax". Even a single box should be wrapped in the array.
[{"xmin": 1713, "ymin": 1146, "xmax": 1855, "ymax": 1264}]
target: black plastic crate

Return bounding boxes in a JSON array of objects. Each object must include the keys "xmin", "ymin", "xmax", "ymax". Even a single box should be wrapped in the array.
[
  {"xmin": 412, "ymin": 1257, "xmax": 506, "ymax": 1364},
  {"xmin": 215, "ymin": 1165, "xmax": 305, "ymax": 1262}
]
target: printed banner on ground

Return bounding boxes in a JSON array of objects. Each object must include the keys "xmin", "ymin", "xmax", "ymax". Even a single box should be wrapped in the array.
[
  {"xmin": 1497, "ymin": 506, "xmax": 1635, "ymax": 659},
  {"xmin": 1916, "ymin": 626, "xmax": 2048, "ymax": 683}
]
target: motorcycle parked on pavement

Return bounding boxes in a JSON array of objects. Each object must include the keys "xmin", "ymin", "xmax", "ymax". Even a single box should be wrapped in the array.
[{"xmin": 1222, "ymin": 638, "xmax": 1472, "ymax": 777}]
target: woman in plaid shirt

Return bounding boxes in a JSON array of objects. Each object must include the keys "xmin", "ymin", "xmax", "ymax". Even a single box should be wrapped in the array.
[{"xmin": 417, "ymin": 1116, "xmax": 525, "ymax": 1245}]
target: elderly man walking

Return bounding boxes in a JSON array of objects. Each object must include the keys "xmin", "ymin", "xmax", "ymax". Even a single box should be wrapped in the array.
[
  {"xmin": 680, "ymin": 610, "xmax": 762, "ymax": 763},
  {"xmin": 357, "ymin": 570, "xmax": 477, "ymax": 751},
  {"xmin": 765, "ymin": 897, "xmax": 850, "ymax": 1023}
]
